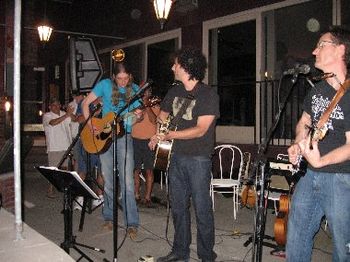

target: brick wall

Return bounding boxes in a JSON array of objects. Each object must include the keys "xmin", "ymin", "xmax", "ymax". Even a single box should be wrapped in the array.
[{"xmin": 0, "ymin": 172, "xmax": 14, "ymax": 213}]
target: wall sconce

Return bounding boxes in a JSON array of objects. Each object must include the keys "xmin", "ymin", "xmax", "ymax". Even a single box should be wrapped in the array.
[{"xmin": 153, "ymin": 0, "xmax": 175, "ymax": 30}]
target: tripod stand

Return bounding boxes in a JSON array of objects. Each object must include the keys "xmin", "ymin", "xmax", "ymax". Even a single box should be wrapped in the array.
[{"xmin": 36, "ymin": 166, "xmax": 105, "ymax": 261}]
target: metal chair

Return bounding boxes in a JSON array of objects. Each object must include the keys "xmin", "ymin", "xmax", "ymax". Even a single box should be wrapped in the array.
[{"xmin": 210, "ymin": 144, "xmax": 244, "ymax": 220}]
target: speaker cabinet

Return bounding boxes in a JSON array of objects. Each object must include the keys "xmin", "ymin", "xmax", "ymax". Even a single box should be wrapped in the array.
[{"xmin": 69, "ymin": 37, "xmax": 103, "ymax": 93}]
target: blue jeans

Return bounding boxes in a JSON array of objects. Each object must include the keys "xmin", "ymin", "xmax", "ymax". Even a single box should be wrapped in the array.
[
  {"xmin": 99, "ymin": 134, "xmax": 139, "ymax": 227},
  {"xmin": 286, "ymin": 169, "xmax": 350, "ymax": 262},
  {"xmin": 168, "ymin": 154, "xmax": 217, "ymax": 261}
]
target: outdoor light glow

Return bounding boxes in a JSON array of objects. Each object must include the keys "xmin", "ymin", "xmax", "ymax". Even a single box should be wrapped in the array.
[
  {"xmin": 37, "ymin": 25, "xmax": 53, "ymax": 42},
  {"xmin": 5, "ymin": 101, "xmax": 11, "ymax": 112},
  {"xmin": 153, "ymin": 0, "xmax": 174, "ymax": 29}
]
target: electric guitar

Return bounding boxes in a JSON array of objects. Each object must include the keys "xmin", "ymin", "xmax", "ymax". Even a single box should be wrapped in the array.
[{"xmin": 81, "ymin": 97, "xmax": 160, "ymax": 154}]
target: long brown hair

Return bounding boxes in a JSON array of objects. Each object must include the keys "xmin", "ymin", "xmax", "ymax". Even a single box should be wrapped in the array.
[{"xmin": 111, "ymin": 62, "xmax": 134, "ymax": 105}]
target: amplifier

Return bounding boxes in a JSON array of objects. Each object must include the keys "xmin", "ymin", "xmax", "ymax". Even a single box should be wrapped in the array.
[{"xmin": 268, "ymin": 160, "xmax": 294, "ymax": 172}]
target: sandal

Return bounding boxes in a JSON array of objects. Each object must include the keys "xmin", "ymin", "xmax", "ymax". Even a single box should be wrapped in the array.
[
  {"xmin": 46, "ymin": 185, "xmax": 57, "ymax": 199},
  {"xmin": 135, "ymin": 196, "xmax": 141, "ymax": 204},
  {"xmin": 141, "ymin": 199, "xmax": 154, "ymax": 208}
]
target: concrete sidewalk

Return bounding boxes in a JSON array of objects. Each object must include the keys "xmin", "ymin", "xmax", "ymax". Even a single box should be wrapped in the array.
[
  {"xmin": 0, "ymin": 143, "xmax": 333, "ymax": 262},
  {"xmin": 0, "ymin": 209, "xmax": 74, "ymax": 262},
  {"xmin": 19, "ymin": 168, "xmax": 332, "ymax": 262}
]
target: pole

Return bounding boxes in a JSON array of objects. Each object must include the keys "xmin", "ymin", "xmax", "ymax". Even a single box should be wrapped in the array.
[{"xmin": 13, "ymin": 0, "xmax": 23, "ymax": 240}]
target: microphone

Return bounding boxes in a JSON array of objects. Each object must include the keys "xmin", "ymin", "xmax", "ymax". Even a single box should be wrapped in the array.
[
  {"xmin": 283, "ymin": 64, "xmax": 311, "ymax": 76},
  {"xmin": 284, "ymin": 64, "xmax": 311, "ymax": 84}
]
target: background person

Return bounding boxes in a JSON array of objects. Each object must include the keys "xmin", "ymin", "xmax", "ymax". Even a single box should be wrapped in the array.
[
  {"xmin": 132, "ymin": 88, "xmax": 160, "ymax": 207},
  {"xmin": 43, "ymin": 97, "xmax": 74, "ymax": 198}
]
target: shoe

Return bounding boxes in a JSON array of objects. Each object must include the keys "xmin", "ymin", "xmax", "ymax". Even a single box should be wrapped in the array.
[
  {"xmin": 156, "ymin": 252, "xmax": 187, "ymax": 262},
  {"xmin": 73, "ymin": 197, "xmax": 84, "ymax": 211},
  {"xmin": 46, "ymin": 185, "xmax": 56, "ymax": 199},
  {"xmin": 92, "ymin": 195, "xmax": 104, "ymax": 207},
  {"xmin": 102, "ymin": 221, "xmax": 113, "ymax": 231},
  {"xmin": 127, "ymin": 227, "xmax": 137, "ymax": 240}
]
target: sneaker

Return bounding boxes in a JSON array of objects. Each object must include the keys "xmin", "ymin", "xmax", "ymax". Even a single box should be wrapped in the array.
[
  {"xmin": 92, "ymin": 195, "xmax": 104, "ymax": 207},
  {"xmin": 127, "ymin": 227, "xmax": 137, "ymax": 240},
  {"xmin": 102, "ymin": 221, "xmax": 113, "ymax": 231},
  {"xmin": 73, "ymin": 196, "xmax": 84, "ymax": 211}
]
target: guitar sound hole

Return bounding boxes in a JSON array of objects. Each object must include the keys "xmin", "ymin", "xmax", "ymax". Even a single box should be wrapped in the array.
[{"xmin": 99, "ymin": 132, "xmax": 110, "ymax": 140}]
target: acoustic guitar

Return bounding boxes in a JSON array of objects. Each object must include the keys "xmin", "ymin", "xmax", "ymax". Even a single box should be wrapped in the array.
[
  {"xmin": 80, "ymin": 112, "xmax": 122, "ymax": 154},
  {"xmin": 153, "ymin": 116, "xmax": 176, "ymax": 171},
  {"xmin": 81, "ymin": 97, "xmax": 160, "ymax": 154},
  {"xmin": 273, "ymin": 194, "xmax": 290, "ymax": 246},
  {"xmin": 153, "ymin": 95, "xmax": 194, "ymax": 171}
]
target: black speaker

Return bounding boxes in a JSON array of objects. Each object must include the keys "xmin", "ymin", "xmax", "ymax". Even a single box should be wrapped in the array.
[{"xmin": 69, "ymin": 37, "xmax": 103, "ymax": 93}]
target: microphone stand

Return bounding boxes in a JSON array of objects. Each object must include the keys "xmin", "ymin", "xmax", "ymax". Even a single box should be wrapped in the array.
[
  {"xmin": 249, "ymin": 74, "xmax": 305, "ymax": 262},
  {"xmin": 104, "ymin": 81, "xmax": 151, "ymax": 262}
]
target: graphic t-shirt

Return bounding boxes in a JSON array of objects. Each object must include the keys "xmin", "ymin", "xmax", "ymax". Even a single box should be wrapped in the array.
[
  {"xmin": 303, "ymin": 80, "xmax": 350, "ymax": 173},
  {"xmin": 161, "ymin": 82, "xmax": 220, "ymax": 156}
]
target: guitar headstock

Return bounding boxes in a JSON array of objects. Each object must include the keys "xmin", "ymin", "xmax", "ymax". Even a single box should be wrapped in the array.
[{"xmin": 145, "ymin": 96, "xmax": 161, "ymax": 107}]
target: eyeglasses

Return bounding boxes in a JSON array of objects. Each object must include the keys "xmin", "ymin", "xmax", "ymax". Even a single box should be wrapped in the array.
[{"xmin": 315, "ymin": 40, "xmax": 336, "ymax": 49}]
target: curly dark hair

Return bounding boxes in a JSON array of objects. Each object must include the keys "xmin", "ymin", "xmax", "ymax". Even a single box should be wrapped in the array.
[
  {"xmin": 327, "ymin": 26, "xmax": 350, "ymax": 73},
  {"xmin": 175, "ymin": 47, "xmax": 207, "ymax": 82}
]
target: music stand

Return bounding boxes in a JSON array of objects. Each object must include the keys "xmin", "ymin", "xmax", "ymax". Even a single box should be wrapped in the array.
[{"xmin": 36, "ymin": 166, "xmax": 105, "ymax": 262}]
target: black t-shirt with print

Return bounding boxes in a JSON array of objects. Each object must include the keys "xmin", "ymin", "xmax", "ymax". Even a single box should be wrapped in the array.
[
  {"xmin": 303, "ymin": 80, "xmax": 350, "ymax": 173},
  {"xmin": 161, "ymin": 82, "xmax": 220, "ymax": 156}
]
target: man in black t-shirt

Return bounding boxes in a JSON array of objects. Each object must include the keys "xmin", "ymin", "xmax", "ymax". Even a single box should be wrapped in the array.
[
  {"xmin": 149, "ymin": 47, "xmax": 219, "ymax": 262},
  {"xmin": 287, "ymin": 26, "xmax": 350, "ymax": 262}
]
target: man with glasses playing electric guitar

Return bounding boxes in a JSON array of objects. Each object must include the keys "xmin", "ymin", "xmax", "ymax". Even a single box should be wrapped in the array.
[
  {"xmin": 149, "ymin": 47, "xmax": 219, "ymax": 262},
  {"xmin": 287, "ymin": 26, "xmax": 350, "ymax": 262}
]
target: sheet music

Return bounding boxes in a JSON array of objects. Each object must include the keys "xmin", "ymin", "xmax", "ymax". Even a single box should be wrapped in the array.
[{"xmin": 38, "ymin": 166, "xmax": 98, "ymax": 199}]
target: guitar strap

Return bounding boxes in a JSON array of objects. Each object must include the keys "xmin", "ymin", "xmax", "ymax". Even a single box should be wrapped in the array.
[{"xmin": 316, "ymin": 80, "xmax": 348, "ymax": 130}]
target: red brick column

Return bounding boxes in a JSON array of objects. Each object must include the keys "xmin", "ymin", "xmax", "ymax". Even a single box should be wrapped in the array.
[{"xmin": 0, "ymin": 172, "xmax": 14, "ymax": 213}]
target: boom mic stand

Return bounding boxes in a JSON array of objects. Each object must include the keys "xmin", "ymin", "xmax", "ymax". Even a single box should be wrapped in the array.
[{"xmin": 248, "ymin": 74, "xmax": 306, "ymax": 262}]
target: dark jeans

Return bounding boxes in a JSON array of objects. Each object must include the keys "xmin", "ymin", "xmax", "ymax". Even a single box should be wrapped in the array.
[{"xmin": 168, "ymin": 153, "xmax": 217, "ymax": 261}]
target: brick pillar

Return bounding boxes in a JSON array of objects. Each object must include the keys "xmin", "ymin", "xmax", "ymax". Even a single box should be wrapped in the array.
[{"xmin": 0, "ymin": 173, "xmax": 14, "ymax": 213}]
